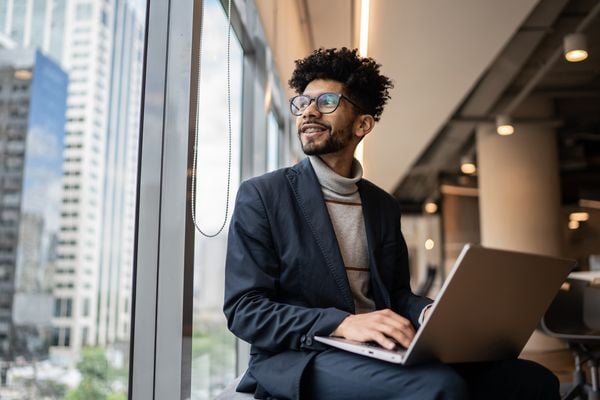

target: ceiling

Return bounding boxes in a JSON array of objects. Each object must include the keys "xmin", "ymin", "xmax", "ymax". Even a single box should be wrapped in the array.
[
  {"xmin": 298, "ymin": 0, "xmax": 541, "ymax": 191},
  {"xmin": 257, "ymin": 0, "xmax": 597, "ymax": 209},
  {"xmin": 393, "ymin": 0, "xmax": 600, "ymax": 211}
]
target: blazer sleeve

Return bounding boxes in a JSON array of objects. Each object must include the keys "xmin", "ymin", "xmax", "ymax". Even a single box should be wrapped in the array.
[
  {"xmin": 223, "ymin": 180, "xmax": 350, "ymax": 352},
  {"xmin": 389, "ymin": 208, "xmax": 434, "ymax": 328}
]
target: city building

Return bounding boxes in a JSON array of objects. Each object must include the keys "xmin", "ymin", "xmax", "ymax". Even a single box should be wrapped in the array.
[
  {"xmin": 96, "ymin": 0, "xmax": 143, "ymax": 347},
  {"xmin": 0, "ymin": 47, "xmax": 67, "ymax": 362},
  {"xmin": 1, "ymin": 0, "xmax": 144, "ymax": 363}
]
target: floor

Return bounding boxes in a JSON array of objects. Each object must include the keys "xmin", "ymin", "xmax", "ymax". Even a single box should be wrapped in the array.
[{"xmin": 522, "ymin": 348, "xmax": 576, "ymax": 384}]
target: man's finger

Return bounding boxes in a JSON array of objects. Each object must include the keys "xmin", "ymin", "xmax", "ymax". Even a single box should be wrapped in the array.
[
  {"xmin": 377, "ymin": 310, "xmax": 414, "ymax": 329},
  {"xmin": 379, "ymin": 316, "xmax": 415, "ymax": 337},
  {"xmin": 374, "ymin": 323, "xmax": 412, "ymax": 348},
  {"xmin": 370, "ymin": 330, "xmax": 396, "ymax": 350}
]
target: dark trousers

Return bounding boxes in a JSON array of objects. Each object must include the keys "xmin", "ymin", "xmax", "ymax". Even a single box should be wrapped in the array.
[{"xmin": 302, "ymin": 349, "xmax": 560, "ymax": 400}]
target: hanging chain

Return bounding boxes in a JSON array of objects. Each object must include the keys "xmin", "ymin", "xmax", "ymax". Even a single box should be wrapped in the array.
[{"xmin": 191, "ymin": 0, "xmax": 232, "ymax": 237}]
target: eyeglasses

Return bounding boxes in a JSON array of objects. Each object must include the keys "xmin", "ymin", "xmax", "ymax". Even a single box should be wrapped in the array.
[{"xmin": 289, "ymin": 92, "xmax": 363, "ymax": 116}]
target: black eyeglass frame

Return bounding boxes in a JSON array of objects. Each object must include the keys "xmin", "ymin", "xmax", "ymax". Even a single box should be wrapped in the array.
[{"xmin": 289, "ymin": 92, "xmax": 364, "ymax": 116}]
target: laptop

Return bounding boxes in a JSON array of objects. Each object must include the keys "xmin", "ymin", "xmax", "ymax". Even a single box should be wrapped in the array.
[{"xmin": 315, "ymin": 244, "xmax": 575, "ymax": 366}]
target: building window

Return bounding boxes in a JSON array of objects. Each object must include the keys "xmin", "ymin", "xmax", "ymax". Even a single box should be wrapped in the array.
[
  {"xmin": 54, "ymin": 298, "xmax": 74, "ymax": 317},
  {"xmin": 63, "ymin": 327, "xmax": 71, "ymax": 347},
  {"xmin": 83, "ymin": 298, "xmax": 90, "ymax": 317},
  {"xmin": 52, "ymin": 327, "xmax": 60, "ymax": 346},
  {"xmin": 53, "ymin": 299, "xmax": 61, "ymax": 317},
  {"xmin": 81, "ymin": 327, "xmax": 89, "ymax": 346}
]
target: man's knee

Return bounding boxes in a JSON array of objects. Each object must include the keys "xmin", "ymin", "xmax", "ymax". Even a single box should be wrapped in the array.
[{"xmin": 515, "ymin": 359, "xmax": 560, "ymax": 399}]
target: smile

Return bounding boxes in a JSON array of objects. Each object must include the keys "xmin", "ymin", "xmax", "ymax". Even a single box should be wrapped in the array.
[{"xmin": 300, "ymin": 123, "xmax": 330, "ymax": 135}]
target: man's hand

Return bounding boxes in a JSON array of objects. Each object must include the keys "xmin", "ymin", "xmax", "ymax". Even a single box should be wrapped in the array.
[{"xmin": 331, "ymin": 309, "xmax": 416, "ymax": 350}]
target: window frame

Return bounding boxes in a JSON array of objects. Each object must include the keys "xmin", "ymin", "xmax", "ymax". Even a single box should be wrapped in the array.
[{"xmin": 130, "ymin": 0, "xmax": 292, "ymax": 398}]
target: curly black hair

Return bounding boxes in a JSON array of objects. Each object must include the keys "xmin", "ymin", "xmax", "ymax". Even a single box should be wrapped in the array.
[{"xmin": 288, "ymin": 47, "xmax": 393, "ymax": 122}]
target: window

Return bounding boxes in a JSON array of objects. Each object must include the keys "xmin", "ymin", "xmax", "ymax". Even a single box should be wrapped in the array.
[
  {"xmin": 83, "ymin": 298, "xmax": 90, "ymax": 317},
  {"xmin": 81, "ymin": 327, "xmax": 89, "ymax": 346},
  {"xmin": 63, "ymin": 327, "xmax": 71, "ymax": 347},
  {"xmin": 101, "ymin": 10, "xmax": 108, "ymax": 26},
  {"xmin": 53, "ymin": 299, "xmax": 61, "ymax": 317},
  {"xmin": 53, "ymin": 298, "xmax": 74, "ymax": 317},
  {"xmin": 267, "ymin": 111, "xmax": 283, "ymax": 172},
  {"xmin": 190, "ymin": 0, "xmax": 244, "ymax": 397},
  {"xmin": 75, "ymin": 4, "xmax": 93, "ymax": 20},
  {"xmin": 0, "ymin": 1, "xmax": 146, "ymax": 398}
]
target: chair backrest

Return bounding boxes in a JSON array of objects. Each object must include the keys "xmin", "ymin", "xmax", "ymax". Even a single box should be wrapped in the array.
[
  {"xmin": 542, "ymin": 278, "xmax": 600, "ymax": 341},
  {"xmin": 583, "ymin": 281, "xmax": 600, "ymax": 331}
]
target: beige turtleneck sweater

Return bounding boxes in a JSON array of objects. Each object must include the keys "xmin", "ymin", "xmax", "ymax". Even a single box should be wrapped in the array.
[{"xmin": 309, "ymin": 155, "xmax": 376, "ymax": 314}]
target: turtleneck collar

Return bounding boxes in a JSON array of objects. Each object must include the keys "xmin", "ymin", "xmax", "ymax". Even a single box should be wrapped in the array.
[{"xmin": 308, "ymin": 155, "xmax": 363, "ymax": 196}]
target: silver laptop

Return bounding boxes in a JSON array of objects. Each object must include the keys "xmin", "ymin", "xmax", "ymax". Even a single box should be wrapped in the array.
[{"xmin": 315, "ymin": 244, "xmax": 575, "ymax": 365}]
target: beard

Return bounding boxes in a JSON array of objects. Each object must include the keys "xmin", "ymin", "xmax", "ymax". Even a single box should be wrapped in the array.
[{"xmin": 298, "ymin": 122, "xmax": 353, "ymax": 156}]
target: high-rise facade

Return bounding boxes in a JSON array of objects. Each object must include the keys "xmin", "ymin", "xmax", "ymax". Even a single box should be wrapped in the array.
[
  {"xmin": 96, "ymin": 0, "xmax": 143, "ymax": 347},
  {"xmin": 49, "ymin": 0, "xmax": 116, "ymax": 363},
  {"xmin": 0, "ymin": 0, "xmax": 67, "ymax": 63},
  {"xmin": 0, "ymin": 48, "xmax": 68, "ymax": 360},
  {"xmin": 0, "ymin": 0, "xmax": 143, "ymax": 364}
]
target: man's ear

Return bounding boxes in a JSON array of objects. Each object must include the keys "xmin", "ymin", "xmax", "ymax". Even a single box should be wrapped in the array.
[{"xmin": 354, "ymin": 114, "xmax": 375, "ymax": 139}]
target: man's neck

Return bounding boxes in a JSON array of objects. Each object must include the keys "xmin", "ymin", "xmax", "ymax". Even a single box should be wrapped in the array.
[{"xmin": 318, "ymin": 153, "xmax": 355, "ymax": 178}]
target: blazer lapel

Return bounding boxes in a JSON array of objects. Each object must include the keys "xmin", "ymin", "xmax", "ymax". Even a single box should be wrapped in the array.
[
  {"xmin": 286, "ymin": 159, "xmax": 355, "ymax": 312},
  {"xmin": 358, "ymin": 180, "xmax": 391, "ymax": 309}
]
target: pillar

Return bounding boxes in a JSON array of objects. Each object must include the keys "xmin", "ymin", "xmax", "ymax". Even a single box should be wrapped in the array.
[{"xmin": 476, "ymin": 98, "xmax": 564, "ymax": 352}]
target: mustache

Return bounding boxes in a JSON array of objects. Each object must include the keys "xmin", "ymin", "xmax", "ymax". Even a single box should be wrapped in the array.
[{"xmin": 298, "ymin": 120, "xmax": 331, "ymax": 131}]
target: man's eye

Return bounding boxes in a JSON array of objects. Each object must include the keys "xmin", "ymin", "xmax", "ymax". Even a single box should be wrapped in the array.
[
  {"xmin": 320, "ymin": 96, "xmax": 337, "ymax": 106},
  {"xmin": 296, "ymin": 99, "xmax": 309, "ymax": 108}
]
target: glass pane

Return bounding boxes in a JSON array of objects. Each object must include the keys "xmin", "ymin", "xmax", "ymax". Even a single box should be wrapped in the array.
[
  {"xmin": 267, "ymin": 111, "xmax": 279, "ymax": 172},
  {"xmin": 0, "ymin": 0, "xmax": 146, "ymax": 398},
  {"xmin": 191, "ymin": 0, "xmax": 243, "ymax": 398}
]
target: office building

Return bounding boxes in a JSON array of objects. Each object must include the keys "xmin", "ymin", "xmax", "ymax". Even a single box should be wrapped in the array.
[
  {"xmin": 0, "ymin": 48, "xmax": 67, "ymax": 360},
  {"xmin": 0, "ymin": 0, "xmax": 66, "ymax": 62},
  {"xmin": 96, "ymin": 0, "xmax": 143, "ymax": 347},
  {"xmin": 1, "ymin": 0, "xmax": 143, "ymax": 362}
]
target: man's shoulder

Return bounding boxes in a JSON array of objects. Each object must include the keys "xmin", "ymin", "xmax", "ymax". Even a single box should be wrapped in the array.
[
  {"xmin": 243, "ymin": 165, "xmax": 293, "ymax": 189},
  {"xmin": 240, "ymin": 160, "xmax": 314, "ymax": 197},
  {"xmin": 241, "ymin": 159, "xmax": 310, "ymax": 191}
]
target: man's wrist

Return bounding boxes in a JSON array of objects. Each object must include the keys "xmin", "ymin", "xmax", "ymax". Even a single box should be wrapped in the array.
[{"xmin": 331, "ymin": 315, "xmax": 351, "ymax": 337}]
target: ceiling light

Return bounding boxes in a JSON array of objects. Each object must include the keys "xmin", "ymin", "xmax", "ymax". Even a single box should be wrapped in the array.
[
  {"xmin": 564, "ymin": 33, "xmax": 588, "ymax": 62},
  {"xmin": 423, "ymin": 201, "xmax": 438, "ymax": 214},
  {"xmin": 425, "ymin": 239, "xmax": 435, "ymax": 250},
  {"xmin": 460, "ymin": 156, "xmax": 476, "ymax": 175},
  {"xmin": 569, "ymin": 212, "xmax": 589, "ymax": 222},
  {"xmin": 568, "ymin": 220, "xmax": 580, "ymax": 230},
  {"xmin": 496, "ymin": 115, "xmax": 514, "ymax": 136}
]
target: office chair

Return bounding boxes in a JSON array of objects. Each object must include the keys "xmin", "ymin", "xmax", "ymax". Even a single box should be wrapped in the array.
[{"xmin": 541, "ymin": 276, "xmax": 600, "ymax": 400}]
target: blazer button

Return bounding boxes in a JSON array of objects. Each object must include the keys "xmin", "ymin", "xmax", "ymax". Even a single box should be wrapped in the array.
[
  {"xmin": 305, "ymin": 337, "xmax": 313, "ymax": 346},
  {"xmin": 300, "ymin": 335, "xmax": 306, "ymax": 343}
]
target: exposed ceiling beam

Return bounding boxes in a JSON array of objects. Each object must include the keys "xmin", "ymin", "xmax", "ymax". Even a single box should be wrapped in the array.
[{"xmin": 502, "ymin": 0, "xmax": 600, "ymax": 115}]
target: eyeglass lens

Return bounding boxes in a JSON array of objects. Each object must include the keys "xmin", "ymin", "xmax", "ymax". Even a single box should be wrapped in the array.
[{"xmin": 291, "ymin": 93, "xmax": 341, "ymax": 115}]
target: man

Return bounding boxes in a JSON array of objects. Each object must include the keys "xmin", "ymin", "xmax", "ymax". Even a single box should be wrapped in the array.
[{"xmin": 224, "ymin": 47, "xmax": 559, "ymax": 400}]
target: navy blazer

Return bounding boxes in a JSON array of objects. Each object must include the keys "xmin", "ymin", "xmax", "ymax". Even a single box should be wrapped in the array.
[{"xmin": 224, "ymin": 158, "xmax": 432, "ymax": 400}]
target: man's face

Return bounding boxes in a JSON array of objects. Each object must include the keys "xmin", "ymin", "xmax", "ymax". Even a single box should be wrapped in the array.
[{"xmin": 295, "ymin": 79, "xmax": 358, "ymax": 156}]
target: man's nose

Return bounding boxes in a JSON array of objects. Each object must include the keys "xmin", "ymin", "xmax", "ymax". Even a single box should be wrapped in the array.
[{"xmin": 301, "ymin": 99, "xmax": 321, "ymax": 118}]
